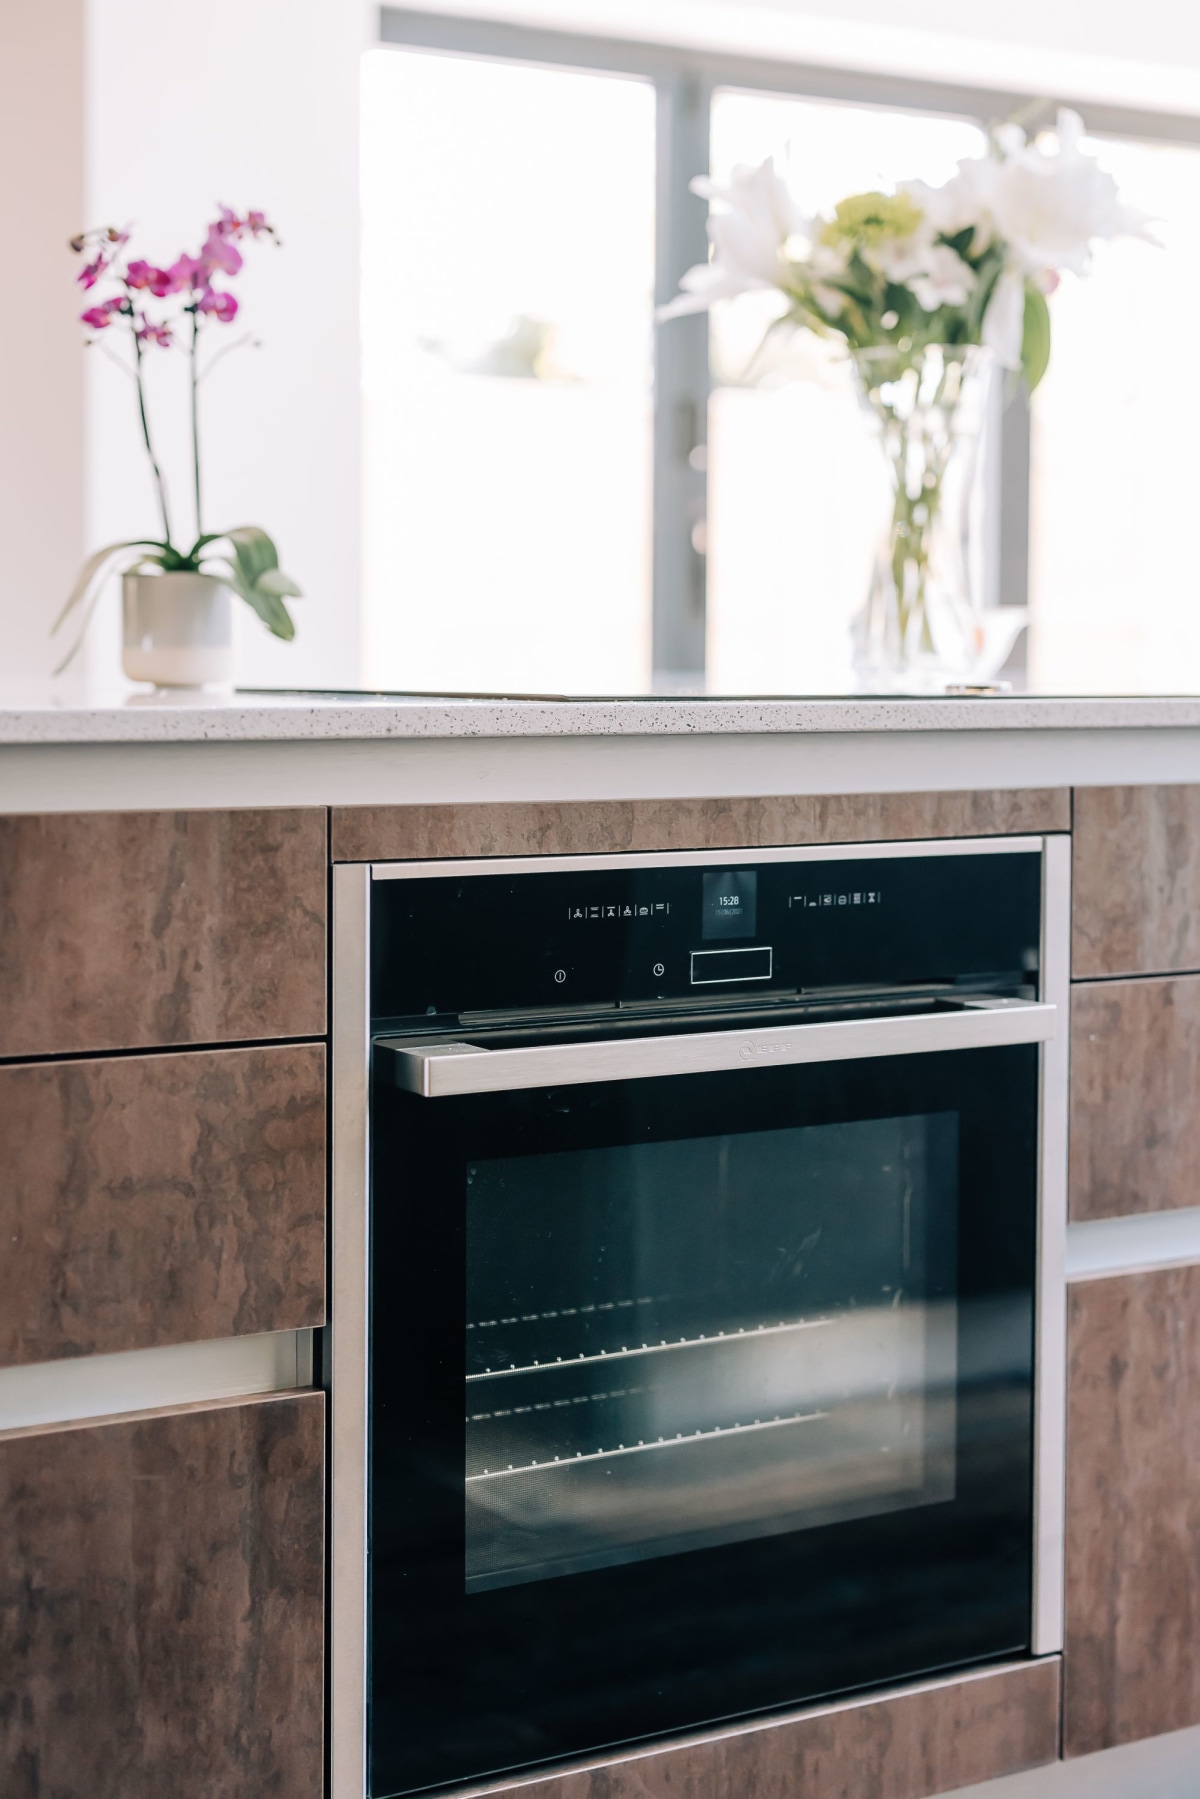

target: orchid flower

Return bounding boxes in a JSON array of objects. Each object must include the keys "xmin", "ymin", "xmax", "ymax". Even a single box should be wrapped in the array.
[
  {"xmin": 59, "ymin": 207, "xmax": 300, "ymax": 672},
  {"xmin": 198, "ymin": 288, "xmax": 239, "ymax": 322},
  {"xmin": 80, "ymin": 296, "xmax": 128, "ymax": 331},
  {"xmin": 124, "ymin": 259, "xmax": 177, "ymax": 297},
  {"xmin": 202, "ymin": 228, "xmax": 243, "ymax": 277}
]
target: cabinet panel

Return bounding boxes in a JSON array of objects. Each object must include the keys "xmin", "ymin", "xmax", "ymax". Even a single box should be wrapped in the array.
[
  {"xmin": 0, "ymin": 1390, "xmax": 324, "ymax": 1799},
  {"xmin": 332, "ymin": 789, "xmax": 1069, "ymax": 863},
  {"xmin": 1070, "ymin": 976, "xmax": 1200, "ymax": 1220},
  {"xmin": 1073, "ymin": 785, "xmax": 1200, "ymax": 978},
  {"xmin": 0, "ymin": 807, "xmax": 327, "ymax": 1057},
  {"xmin": 0, "ymin": 1044, "xmax": 326, "ymax": 1367},
  {"xmin": 1064, "ymin": 1267, "xmax": 1200, "ymax": 1755},
  {"xmin": 463, "ymin": 1660, "xmax": 1060, "ymax": 1799}
]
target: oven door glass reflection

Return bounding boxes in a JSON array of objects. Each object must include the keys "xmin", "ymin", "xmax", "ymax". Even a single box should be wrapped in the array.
[
  {"xmin": 464, "ymin": 1115, "xmax": 958, "ymax": 1592},
  {"xmin": 368, "ymin": 1046, "xmax": 1038, "ymax": 1799}
]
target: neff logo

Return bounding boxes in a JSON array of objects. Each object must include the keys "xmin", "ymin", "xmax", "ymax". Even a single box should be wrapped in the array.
[{"xmin": 739, "ymin": 1041, "xmax": 796, "ymax": 1062}]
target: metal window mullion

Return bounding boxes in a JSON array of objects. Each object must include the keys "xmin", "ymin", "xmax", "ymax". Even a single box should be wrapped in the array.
[
  {"xmin": 378, "ymin": 12, "xmax": 1200, "ymax": 146},
  {"xmin": 651, "ymin": 72, "xmax": 712, "ymax": 687},
  {"xmin": 999, "ymin": 381, "xmax": 1032, "ymax": 651}
]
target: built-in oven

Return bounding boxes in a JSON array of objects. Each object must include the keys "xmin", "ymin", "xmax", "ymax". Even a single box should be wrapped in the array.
[{"xmin": 329, "ymin": 835, "xmax": 1069, "ymax": 1799}]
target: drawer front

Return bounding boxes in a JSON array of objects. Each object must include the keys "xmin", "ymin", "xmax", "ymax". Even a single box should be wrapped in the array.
[
  {"xmin": 0, "ymin": 1390, "xmax": 324, "ymax": 1799},
  {"xmin": 1073, "ymin": 785, "xmax": 1200, "ymax": 978},
  {"xmin": 456, "ymin": 1660, "xmax": 1060, "ymax": 1799},
  {"xmin": 1064, "ymin": 1266, "xmax": 1200, "ymax": 1755},
  {"xmin": 331, "ymin": 789, "xmax": 1070, "ymax": 863},
  {"xmin": 0, "ymin": 807, "xmax": 327, "ymax": 1056},
  {"xmin": 1069, "ymin": 976, "xmax": 1200, "ymax": 1220},
  {"xmin": 0, "ymin": 1044, "xmax": 326, "ymax": 1368}
]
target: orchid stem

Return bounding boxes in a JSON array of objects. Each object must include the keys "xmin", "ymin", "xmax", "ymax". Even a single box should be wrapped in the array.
[
  {"xmin": 190, "ymin": 309, "xmax": 203, "ymax": 539},
  {"xmin": 198, "ymin": 331, "xmax": 256, "ymax": 384},
  {"xmin": 133, "ymin": 330, "xmax": 173, "ymax": 547}
]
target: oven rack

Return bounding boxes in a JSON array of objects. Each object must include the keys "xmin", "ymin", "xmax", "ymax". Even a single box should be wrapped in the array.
[
  {"xmin": 468, "ymin": 1384, "xmax": 644, "ymax": 1422},
  {"xmin": 467, "ymin": 1313, "xmax": 835, "ymax": 1381},
  {"xmin": 466, "ymin": 1407, "xmax": 830, "ymax": 1481},
  {"xmin": 468, "ymin": 1295, "xmax": 661, "ymax": 1331}
]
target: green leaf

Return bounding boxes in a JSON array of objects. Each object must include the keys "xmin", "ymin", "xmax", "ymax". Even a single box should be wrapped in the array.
[
  {"xmin": 229, "ymin": 571, "xmax": 296, "ymax": 641},
  {"xmin": 942, "ymin": 225, "xmax": 978, "ymax": 260},
  {"xmin": 205, "ymin": 557, "xmax": 297, "ymax": 641},
  {"xmin": 225, "ymin": 524, "xmax": 282, "ymax": 588},
  {"xmin": 1021, "ymin": 281, "xmax": 1052, "ymax": 392},
  {"xmin": 254, "ymin": 566, "xmax": 303, "ymax": 600},
  {"xmin": 964, "ymin": 254, "xmax": 1005, "ymax": 344},
  {"xmin": 242, "ymin": 582, "xmax": 296, "ymax": 640},
  {"xmin": 52, "ymin": 538, "xmax": 168, "ymax": 636},
  {"xmin": 157, "ymin": 543, "xmax": 201, "ymax": 572},
  {"xmin": 196, "ymin": 529, "xmax": 300, "ymax": 640}
]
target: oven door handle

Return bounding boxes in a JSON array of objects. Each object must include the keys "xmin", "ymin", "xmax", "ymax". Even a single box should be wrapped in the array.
[{"xmin": 377, "ymin": 998, "xmax": 1056, "ymax": 1098}]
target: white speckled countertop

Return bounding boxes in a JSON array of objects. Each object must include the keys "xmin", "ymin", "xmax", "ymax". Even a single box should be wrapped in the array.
[
  {"xmin": 5, "ymin": 688, "xmax": 1200, "ymax": 743},
  {"xmin": 6, "ymin": 686, "xmax": 1200, "ymax": 816}
]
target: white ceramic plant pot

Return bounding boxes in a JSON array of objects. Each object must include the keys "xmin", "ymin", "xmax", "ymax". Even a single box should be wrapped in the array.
[{"xmin": 122, "ymin": 571, "xmax": 234, "ymax": 688}]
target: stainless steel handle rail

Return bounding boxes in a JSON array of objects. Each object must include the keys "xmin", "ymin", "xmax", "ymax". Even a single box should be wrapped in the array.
[{"xmin": 378, "ymin": 998, "xmax": 1056, "ymax": 1099}]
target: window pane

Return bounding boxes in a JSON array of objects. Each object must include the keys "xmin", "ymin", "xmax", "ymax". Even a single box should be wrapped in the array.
[
  {"xmin": 706, "ymin": 92, "xmax": 985, "ymax": 694},
  {"xmin": 1028, "ymin": 135, "xmax": 1200, "ymax": 694},
  {"xmin": 361, "ymin": 49, "xmax": 655, "ymax": 693}
]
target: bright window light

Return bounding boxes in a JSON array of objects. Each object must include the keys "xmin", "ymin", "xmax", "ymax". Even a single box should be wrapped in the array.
[
  {"xmin": 1029, "ymin": 134, "xmax": 1200, "ymax": 694},
  {"xmin": 361, "ymin": 48, "xmax": 655, "ymax": 694}
]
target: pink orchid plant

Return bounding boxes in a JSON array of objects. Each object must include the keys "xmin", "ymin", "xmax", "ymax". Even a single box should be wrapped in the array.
[{"xmin": 55, "ymin": 207, "xmax": 301, "ymax": 669}]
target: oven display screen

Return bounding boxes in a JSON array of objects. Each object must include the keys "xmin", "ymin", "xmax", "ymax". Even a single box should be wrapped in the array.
[{"xmin": 702, "ymin": 870, "xmax": 757, "ymax": 940}]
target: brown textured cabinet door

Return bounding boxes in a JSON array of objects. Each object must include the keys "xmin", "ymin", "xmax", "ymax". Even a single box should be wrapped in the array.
[
  {"xmin": 332, "ymin": 788, "xmax": 1070, "ymax": 863},
  {"xmin": 0, "ymin": 1390, "xmax": 324, "ymax": 1799},
  {"xmin": 1073, "ymin": 785, "xmax": 1200, "ymax": 978},
  {"xmin": 1069, "ymin": 976, "xmax": 1200, "ymax": 1220},
  {"xmin": 466, "ymin": 1660, "xmax": 1060, "ymax": 1799},
  {"xmin": 1064, "ymin": 1267, "xmax": 1200, "ymax": 1755},
  {"xmin": 0, "ymin": 807, "xmax": 327, "ymax": 1057},
  {"xmin": 0, "ymin": 1044, "xmax": 326, "ymax": 1367}
]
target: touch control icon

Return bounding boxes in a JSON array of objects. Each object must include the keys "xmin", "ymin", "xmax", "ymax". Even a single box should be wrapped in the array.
[
  {"xmin": 653, "ymin": 962, "xmax": 665, "ymax": 978},
  {"xmin": 554, "ymin": 969, "xmax": 567, "ymax": 984}
]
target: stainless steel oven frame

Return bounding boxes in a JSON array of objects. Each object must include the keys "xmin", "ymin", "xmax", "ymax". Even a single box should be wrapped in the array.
[{"xmin": 329, "ymin": 833, "xmax": 1070, "ymax": 1799}]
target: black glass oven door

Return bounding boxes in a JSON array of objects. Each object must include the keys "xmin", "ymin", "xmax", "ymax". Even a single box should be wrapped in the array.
[{"xmin": 368, "ymin": 1031, "xmax": 1041, "ymax": 1797}]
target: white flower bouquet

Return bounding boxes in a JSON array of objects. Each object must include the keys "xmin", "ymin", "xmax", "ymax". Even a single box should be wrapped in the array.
[
  {"xmin": 663, "ymin": 109, "xmax": 1148, "ymax": 388},
  {"xmin": 661, "ymin": 111, "xmax": 1150, "ymax": 685}
]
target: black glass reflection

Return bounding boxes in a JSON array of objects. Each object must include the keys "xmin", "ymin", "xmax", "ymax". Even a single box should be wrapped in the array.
[
  {"xmin": 368, "ymin": 1046, "xmax": 1038, "ymax": 1797},
  {"xmin": 370, "ymin": 851, "xmax": 1041, "ymax": 1018},
  {"xmin": 465, "ymin": 1115, "xmax": 957, "ymax": 1592}
]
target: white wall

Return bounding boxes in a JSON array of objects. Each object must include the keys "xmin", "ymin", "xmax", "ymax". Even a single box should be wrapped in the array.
[
  {"xmin": 83, "ymin": 0, "xmax": 371, "ymax": 688},
  {"xmin": 0, "ymin": 0, "xmax": 86, "ymax": 693}
]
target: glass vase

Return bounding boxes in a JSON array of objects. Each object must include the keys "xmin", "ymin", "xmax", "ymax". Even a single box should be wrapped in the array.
[{"xmin": 850, "ymin": 343, "xmax": 1024, "ymax": 692}]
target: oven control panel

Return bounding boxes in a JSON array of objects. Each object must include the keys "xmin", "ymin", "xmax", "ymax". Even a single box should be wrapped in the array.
[{"xmin": 370, "ymin": 850, "xmax": 1043, "ymax": 1022}]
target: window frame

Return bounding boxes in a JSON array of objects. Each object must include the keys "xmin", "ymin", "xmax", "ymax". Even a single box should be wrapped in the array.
[{"xmin": 378, "ymin": 6, "xmax": 1200, "ymax": 689}]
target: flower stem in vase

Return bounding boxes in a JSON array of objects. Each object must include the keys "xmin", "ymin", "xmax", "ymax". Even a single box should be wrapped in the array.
[{"xmin": 853, "ymin": 343, "xmax": 977, "ymax": 689}]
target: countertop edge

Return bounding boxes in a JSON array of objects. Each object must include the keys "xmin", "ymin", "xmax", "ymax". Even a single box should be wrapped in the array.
[{"xmin": 6, "ymin": 694, "xmax": 1200, "ymax": 745}]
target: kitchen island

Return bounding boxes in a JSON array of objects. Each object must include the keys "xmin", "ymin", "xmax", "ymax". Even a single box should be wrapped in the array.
[
  {"xmin": 9, "ymin": 690, "xmax": 1200, "ymax": 815},
  {"xmin": 3, "ymin": 689, "xmax": 1200, "ymax": 1799}
]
